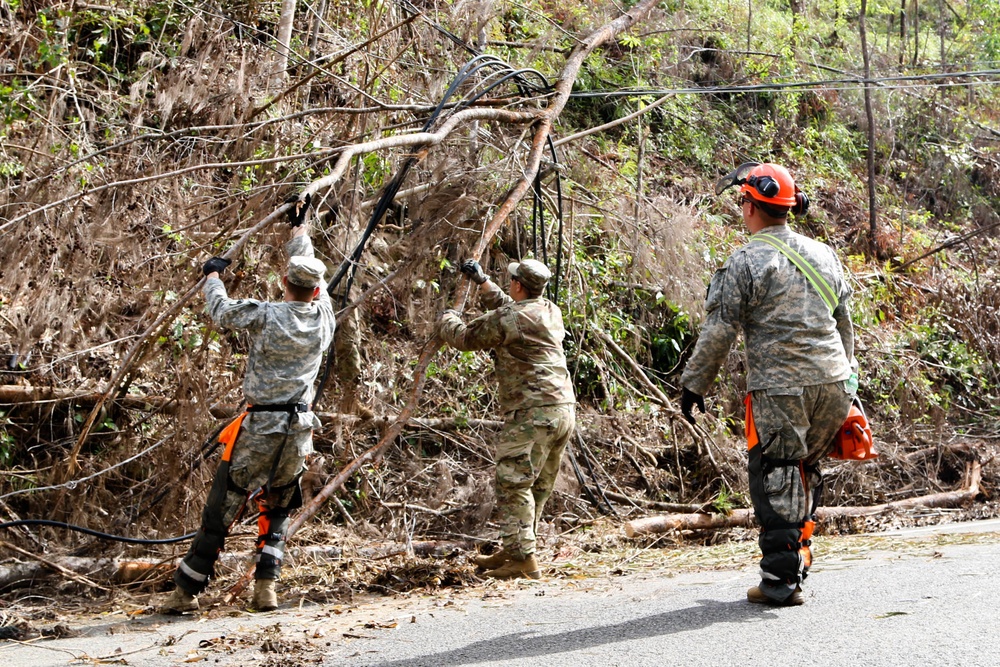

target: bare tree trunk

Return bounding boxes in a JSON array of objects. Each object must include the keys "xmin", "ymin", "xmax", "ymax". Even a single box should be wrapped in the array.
[
  {"xmin": 899, "ymin": 0, "xmax": 907, "ymax": 68},
  {"xmin": 271, "ymin": 0, "xmax": 298, "ymax": 92},
  {"xmin": 912, "ymin": 0, "xmax": 920, "ymax": 66},
  {"xmin": 860, "ymin": 0, "xmax": 879, "ymax": 255}
]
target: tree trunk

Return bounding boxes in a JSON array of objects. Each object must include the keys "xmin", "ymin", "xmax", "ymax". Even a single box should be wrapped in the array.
[
  {"xmin": 271, "ymin": 0, "xmax": 298, "ymax": 92},
  {"xmin": 899, "ymin": 0, "xmax": 907, "ymax": 68},
  {"xmin": 860, "ymin": 0, "xmax": 879, "ymax": 255}
]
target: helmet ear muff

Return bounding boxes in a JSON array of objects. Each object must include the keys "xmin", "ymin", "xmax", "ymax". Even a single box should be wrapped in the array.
[
  {"xmin": 747, "ymin": 175, "xmax": 780, "ymax": 199},
  {"xmin": 792, "ymin": 188, "xmax": 809, "ymax": 216}
]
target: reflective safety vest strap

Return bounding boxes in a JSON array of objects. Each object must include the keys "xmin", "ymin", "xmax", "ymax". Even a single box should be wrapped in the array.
[
  {"xmin": 753, "ymin": 232, "xmax": 839, "ymax": 314},
  {"xmin": 218, "ymin": 412, "xmax": 249, "ymax": 463}
]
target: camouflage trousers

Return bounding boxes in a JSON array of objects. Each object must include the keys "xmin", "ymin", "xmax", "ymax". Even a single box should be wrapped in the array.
[
  {"xmin": 746, "ymin": 381, "xmax": 853, "ymax": 602},
  {"xmin": 494, "ymin": 404, "xmax": 575, "ymax": 558},
  {"xmin": 174, "ymin": 428, "xmax": 309, "ymax": 595}
]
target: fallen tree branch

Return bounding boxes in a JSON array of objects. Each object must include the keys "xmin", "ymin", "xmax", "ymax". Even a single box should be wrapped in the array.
[
  {"xmin": 603, "ymin": 491, "xmax": 711, "ymax": 514},
  {"xmin": 624, "ymin": 461, "xmax": 982, "ymax": 537},
  {"xmin": 0, "ymin": 385, "xmax": 232, "ymax": 418},
  {"xmin": 0, "ymin": 540, "xmax": 108, "ymax": 592},
  {"xmin": 591, "ymin": 328, "xmax": 674, "ymax": 411},
  {"xmin": 0, "ymin": 540, "xmax": 473, "ymax": 592},
  {"xmin": 301, "ymin": 108, "xmax": 538, "ymax": 198}
]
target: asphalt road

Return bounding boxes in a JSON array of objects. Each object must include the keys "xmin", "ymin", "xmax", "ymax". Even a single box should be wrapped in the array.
[{"xmin": 4, "ymin": 521, "xmax": 1000, "ymax": 667}]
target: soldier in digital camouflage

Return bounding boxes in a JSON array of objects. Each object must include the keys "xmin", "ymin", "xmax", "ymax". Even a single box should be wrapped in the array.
[
  {"xmin": 160, "ymin": 197, "xmax": 335, "ymax": 614},
  {"xmin": 680, "ymin": 163, "xmax": 857, "ymax": 606},
  {"xmin": 438, "ymin": 258, "xmax": 576, "ymax": 579}
]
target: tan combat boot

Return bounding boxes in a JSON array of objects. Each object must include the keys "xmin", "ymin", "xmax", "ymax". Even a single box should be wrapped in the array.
[
  {"xmin": 747, "ymin": 585, "xmax": 804, "ymax": 606},
  {"xmin": 252, "ymin": 579, "xmax": 279, "ymax": 612},
  {"xmin": 472, "ymin": 548, "xmax": 509, "ymax": 570},
  {"xmin": 484, "ymin": 554, "xmax": 541, "ymax": 580},
  {"xmin": 159, "ymin": 587, "xmax": 199, "ymax": 614}
]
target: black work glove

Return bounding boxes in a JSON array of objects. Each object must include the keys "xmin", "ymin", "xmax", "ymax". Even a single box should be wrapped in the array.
[
  {"xmin": 680, "ymin": 387, "xmax": 706, "ymax": 425},
  {"xmin": 203, "ymin": 256, "xmax": 232, "ymax": 276},
  {"xmin": 285, "ymin": 192, "xmax": 312, "ymax": 227},
  {"xmin": 460, "ymin": 259, "xmax": 489, "ymax": 285}
]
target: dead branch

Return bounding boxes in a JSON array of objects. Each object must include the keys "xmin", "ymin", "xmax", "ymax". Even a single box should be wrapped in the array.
[
  {"xmin": 603, "ymin": 490, "xmax": 710, "ymax": 514},
  {"xmin": 592, "ymin": 327, "xmax": 674, "ymax": 410},
  {"xmin": 553, "ymin": 93, "xmax": 672, "ymax": 148},
  {"xmin": 0, "ymin": 540, "xmax": 472, "ymax": 592},
  {"xmin": 0, "ymin": 540, "xmax": 108, "ymax": 592},
  {"xmin": 624, "ymin": 461, "xmax": 983, "ymax": 537},
  {"xmin": 0, "ymin": 385, "xmax": 232, "ymax": 418},
  {"xmin": 302, "ymin": 108, "xmax": 538, "ymax": 197}
]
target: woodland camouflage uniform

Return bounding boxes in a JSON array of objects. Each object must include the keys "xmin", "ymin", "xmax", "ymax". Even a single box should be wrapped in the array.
[
  {"xmin": 681, "ymin": 224, "xmax": 856, "ymax": 603},
  {"xmin": 438, "ymin": 285, "xmax": 576, "ymax": 559},
  {"xmin": 173, "ymin": 233, "xmax": 335, "ymax": 597}
]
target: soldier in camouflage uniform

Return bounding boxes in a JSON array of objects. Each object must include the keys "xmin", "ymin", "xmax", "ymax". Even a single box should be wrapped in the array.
[
  {"xmin": 160, "ymin": 204, "xmax": 335, "ymax": 614},
  {"xmin": 680, "ymin": 163, "xmax": 857, "ymax": 606},
  {"xmin": 438, "ymin": 258, "xmax": 576, "ymax": 579}
]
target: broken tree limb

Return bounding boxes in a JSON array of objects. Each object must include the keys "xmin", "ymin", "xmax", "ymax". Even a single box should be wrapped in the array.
[
  {"xmin": 625, "ymin": 509, "xmax": 756, "ymax": 537},
  {"xmin": 624, "ymin": 461, "xmax": 983, "ymax": 537},
  {"xmin": 0, "ymin": 540, "xmax": 473, "ymax": 592},
  {"xmin": 301, "ymin": 108, "xmax": 538, "ymax": 198},
  {"xmin": 0, "ymin": 540, "xmax": 109, "ymax": 592},
  {"xmin": 0, "ymin": 385, "xmax": 233, "ymax": 418},
  {"xmin": 222, "ymin": 0, "xmax": 663, "ymax": 601},
  {"xmin": 602, "ymin": 491, "xmax": 711, "ymax": 514},
  {"xmin": 591, "ymin": 328, "xmax": 674, "ymax": 411}
]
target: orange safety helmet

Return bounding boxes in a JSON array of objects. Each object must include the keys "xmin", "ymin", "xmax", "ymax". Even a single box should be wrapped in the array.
[
  {"xmin": 740, "ymin": 163, "xmax": 797, "ymax": 207},
  {"xmin": 715, "ymin": 162, "xmax": 809, "ymax": 215}
]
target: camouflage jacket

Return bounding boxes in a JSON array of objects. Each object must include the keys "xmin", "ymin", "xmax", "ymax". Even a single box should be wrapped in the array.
[
  {"xmin": 438, "ymin": 288, "xmax": 576, "ymax": 415},
  {"xmin": 681, "ymin": 225, "xmax": 856, "ymax": 396},
  {"xmin": 204, "ymin": 234, "xmax": 336, "ymax": 436}
]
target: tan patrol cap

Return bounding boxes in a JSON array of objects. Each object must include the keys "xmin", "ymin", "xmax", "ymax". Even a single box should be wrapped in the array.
[
  {"xmin": 287, "ymin": 256, "xmax": 326, "ymax": 288},
  {"xmin": 507, "ymin": 259, "xmax": 551, "ymax": 293}
]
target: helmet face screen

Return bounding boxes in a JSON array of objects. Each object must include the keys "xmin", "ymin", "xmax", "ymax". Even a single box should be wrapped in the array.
[{"xmin": 714, "ymin": 162, "xmax": 760, "ymax": 195}]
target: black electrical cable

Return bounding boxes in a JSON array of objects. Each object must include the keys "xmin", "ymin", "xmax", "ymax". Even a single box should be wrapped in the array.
[{"xmin": 0, "ymin": 519, "xmax": 196, "ymax": 544}]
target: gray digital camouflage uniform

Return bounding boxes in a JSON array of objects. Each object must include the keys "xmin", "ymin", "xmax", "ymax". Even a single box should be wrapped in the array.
[
  {"xmin": 174, "ymin": 233, "xmax": 335, "ymax": 596},
  {"xmin": 681, "ymin": 224, "xmax": 856, "ymax": 603},
  {"xmin": 438, "ymin": 288, "xmax": 576, "ymax": 558}
]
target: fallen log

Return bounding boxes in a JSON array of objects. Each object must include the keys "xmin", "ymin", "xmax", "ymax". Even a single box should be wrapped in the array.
[
  {"xmin": 0, "ymin": 540, "xmax": 473, "ymax": 592},
  {"xmin": 0, "ymin": 384, "xmax": 233, "ymax": 418},
  {"xmin": 624, "ymin": 461, "xmax": 982, "ymax": 538},
  {"xmin": 625, "ymin": 509, "xmax": 756, "ymax": 537}
]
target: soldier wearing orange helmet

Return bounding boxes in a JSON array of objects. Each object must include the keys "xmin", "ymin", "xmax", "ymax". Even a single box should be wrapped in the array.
[{"xmin": 680, "ymin": 163, "xmax": 857, "ymax": 606}]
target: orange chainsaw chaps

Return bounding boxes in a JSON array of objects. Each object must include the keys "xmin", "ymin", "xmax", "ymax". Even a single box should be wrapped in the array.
[
  {"xmin": 219, "ymin": 412, "xmax": 249, "ymax": 463},
  {"xmin": 745, "ymin": 394, "xmax": 759, "ymax": 451}
]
